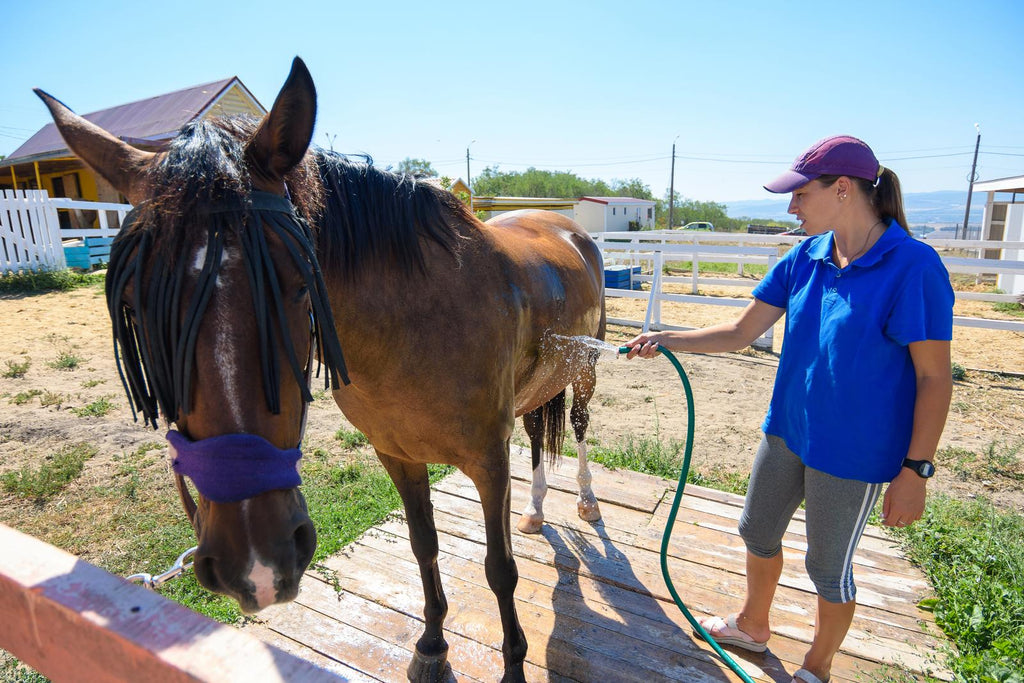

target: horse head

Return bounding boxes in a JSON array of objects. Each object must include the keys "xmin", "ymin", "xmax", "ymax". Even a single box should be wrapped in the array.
[{"xmin": 37, "ymin": 58, "xmax": 346, "ymax": 613}]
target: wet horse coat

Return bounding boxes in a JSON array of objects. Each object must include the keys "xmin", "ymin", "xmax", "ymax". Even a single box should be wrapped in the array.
[{"xmin": 37, "ymin": 57, "xmax": 605, "ymax": 681}]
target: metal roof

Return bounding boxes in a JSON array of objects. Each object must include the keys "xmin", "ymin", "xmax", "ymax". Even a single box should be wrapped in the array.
[
  {"xmin": 973, "ymin": 175, "xmax": 1024, "ymax": 194},
  {"xmin": 1, "ymin": 77, "xmax": 261, "ymax": 167},
  {"xmin": 579, "ymin": 196, "xmax": 656, "ymax": 205}
]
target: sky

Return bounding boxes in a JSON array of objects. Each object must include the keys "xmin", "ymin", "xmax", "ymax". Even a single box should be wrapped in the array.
[{"xmin": 2, "ymin": 0, "xmax": 1023, "ymax": 204}]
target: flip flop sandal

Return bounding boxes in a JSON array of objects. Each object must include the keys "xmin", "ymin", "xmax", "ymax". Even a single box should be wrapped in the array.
[
  {"xmin": 693, "ymin": 614, "xmax": 768, "ymax": 653},
  {"xmin": 792, "ymin": 668, "xmax": 829, "ymax": 683}
]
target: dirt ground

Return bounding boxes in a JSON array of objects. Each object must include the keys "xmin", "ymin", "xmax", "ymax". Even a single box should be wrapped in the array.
[{"xmin": 1, "ymin": 283, "xmax": 1022, "ymax": 516}]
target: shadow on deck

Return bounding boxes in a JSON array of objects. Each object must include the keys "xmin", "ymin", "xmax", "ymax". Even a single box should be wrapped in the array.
[{"xmin": 245, "ymin": 449, "xmax": 950, "ymax": 682}]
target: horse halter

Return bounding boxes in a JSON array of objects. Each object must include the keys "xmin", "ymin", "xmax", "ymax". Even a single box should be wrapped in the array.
[{"xmin": 107, "ymin": 190, "xmax": 349, "ymax": 510}]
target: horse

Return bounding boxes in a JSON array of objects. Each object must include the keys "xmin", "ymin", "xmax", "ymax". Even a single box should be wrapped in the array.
[{"xmin": 37, "ymin": 57, "xmax": 606, "ymax": 681}]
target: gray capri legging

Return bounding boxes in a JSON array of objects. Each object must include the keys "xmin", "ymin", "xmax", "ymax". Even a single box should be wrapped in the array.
[{"xmin": 738, "ymin": 434, "xmax": 883, "ymax": 604}]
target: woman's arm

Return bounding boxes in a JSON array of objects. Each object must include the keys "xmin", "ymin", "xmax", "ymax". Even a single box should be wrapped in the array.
[
  {"xmin": 625, "ymin": 299, "xmax": 785, "ymax": 358},
  {"xmin": 882, "ymin": 339, "xmax": 953, "ymax": 527}
]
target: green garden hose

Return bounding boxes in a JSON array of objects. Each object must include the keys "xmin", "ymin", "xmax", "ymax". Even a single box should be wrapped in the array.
[{"xmin": 618, "ymin": 345, "xmax": 757, "ymax": 683}]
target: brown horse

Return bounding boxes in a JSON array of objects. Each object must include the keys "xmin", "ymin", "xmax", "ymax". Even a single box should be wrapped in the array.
[{"xmin": 38, "ymin": 57, "xmax": 605, "ymax": 681}]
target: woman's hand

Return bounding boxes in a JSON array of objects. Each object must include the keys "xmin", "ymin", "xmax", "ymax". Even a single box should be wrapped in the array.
[
  {"xmin": 882, "ymin": 468, "xmax": 927, "ymax": 528},
  {"xmin": 624, "ymin": 332, "xmax": 665, "ymax": 359}
]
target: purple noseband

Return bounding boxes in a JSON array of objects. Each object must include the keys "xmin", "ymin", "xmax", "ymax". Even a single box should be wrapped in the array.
[{"xmin": 166, "ymin": 430, "xmax": 302, "ymax": 503}]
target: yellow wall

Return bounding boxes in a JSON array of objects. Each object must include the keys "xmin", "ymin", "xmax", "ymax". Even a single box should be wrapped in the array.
[{"xmin": 202, "ymin": 85, "xmax": 263, "ymax": 119}]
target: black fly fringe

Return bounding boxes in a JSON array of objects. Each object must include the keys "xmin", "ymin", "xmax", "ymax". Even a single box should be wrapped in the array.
[{"xmin": 106, "ymin": 193, "xmax": 347, "ymax": 429}]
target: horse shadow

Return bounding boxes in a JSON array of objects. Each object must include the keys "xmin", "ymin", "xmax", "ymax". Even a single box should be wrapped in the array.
[{"xmin": 539, "ymin": 520, "xmax": 788, "ymax": 682}]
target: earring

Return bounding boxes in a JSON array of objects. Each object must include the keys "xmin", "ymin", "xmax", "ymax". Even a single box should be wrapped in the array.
[{"xmin": 841, "ymin": 194, "xmax": 847, "ymax": 201}]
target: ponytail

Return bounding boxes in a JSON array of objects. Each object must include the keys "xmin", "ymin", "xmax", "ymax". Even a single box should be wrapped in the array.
[{"xmin": 870, "ymin": 168, "xmax": 909, "ymax": 235}]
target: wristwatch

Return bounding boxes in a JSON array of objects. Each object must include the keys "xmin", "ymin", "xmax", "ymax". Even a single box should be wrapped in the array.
[{"xmin": 902, "ymin": 458, "xmax": 935, "ymax": 479}]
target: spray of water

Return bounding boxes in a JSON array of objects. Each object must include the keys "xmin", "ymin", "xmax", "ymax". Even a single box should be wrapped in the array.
[{"xmin": 543, "ymin": 334, "xmax": 622, "ymax": 364}]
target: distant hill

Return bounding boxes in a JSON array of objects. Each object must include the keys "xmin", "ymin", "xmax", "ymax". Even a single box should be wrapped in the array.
[{"xmin": 725, "ymin": 190, "xmax": 985, "ymax": 228}]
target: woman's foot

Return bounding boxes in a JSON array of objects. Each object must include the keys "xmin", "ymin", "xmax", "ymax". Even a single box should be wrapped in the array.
[
  {"xmin": 693, "ymin": 614, "xmax": 769, "ymax": 653},
  {"xmin": 792, "ymin": 667, "xmax": 829, "ymax": 683}
]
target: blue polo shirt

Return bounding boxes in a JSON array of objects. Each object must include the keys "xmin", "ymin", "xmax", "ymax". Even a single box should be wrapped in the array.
[{"xmin": 752, "ymin": 221, "xmax": 954, "ymax": 483}]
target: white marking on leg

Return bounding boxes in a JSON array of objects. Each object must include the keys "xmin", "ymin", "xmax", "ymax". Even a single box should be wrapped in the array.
[
  {"xmin": 517, "ymin": 460, "xmax": 547, "ymax": 534},
  {"xmin": 576, "ymin": 440, "xmax": 602, "ymax": 522}
]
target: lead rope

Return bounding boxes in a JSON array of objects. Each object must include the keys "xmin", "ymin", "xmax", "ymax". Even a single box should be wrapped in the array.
[{"xmin": 618, "ymin": 346, "xmax": 757, "ymax": 683}]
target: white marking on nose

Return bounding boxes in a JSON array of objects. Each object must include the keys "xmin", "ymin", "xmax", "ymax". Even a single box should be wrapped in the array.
[
  {"xmin": 240, "ymin": 500, "xmax": 281, "ymax": 610},
  {"xmin": 248, "ymin": 558, "xmax": 279, "ymax": 610}
]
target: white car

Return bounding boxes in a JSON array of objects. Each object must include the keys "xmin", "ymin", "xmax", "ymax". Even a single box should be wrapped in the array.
[{"xmin": 679, "ymin": 221, "xmax": 714, "ymax": 231}]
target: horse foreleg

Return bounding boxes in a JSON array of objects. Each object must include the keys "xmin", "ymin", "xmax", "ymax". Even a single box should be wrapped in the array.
[
  {"xmin": 465, "ymin": 448, "xmax": 527, "ymax": 683},
  {"xmin": 516, "ymin": 407, "xmax": 546, "ymax": 534},
  {"xmin": 376, "ymin": 452, "xmax": 451, "ymax": 683},
  {"xmin": 572, "ymin": 370, "xmax": 602, "ymax": 523}
]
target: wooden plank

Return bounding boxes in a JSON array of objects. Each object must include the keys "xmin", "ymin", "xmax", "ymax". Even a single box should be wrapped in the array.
[
  {"xmin": 327, "ymin": 538, "xmax": 760, "ymax": 682},
  {"xmin": 0, "ymin": 524, "xmax": 343, "ymax": 683},
  {"xmin": 436, "ymin": 477, "xmax": 944, "ymax": 663},
  {"xmin": 349, "ymin": 518, "xmax": 938, "ymax": 682}
]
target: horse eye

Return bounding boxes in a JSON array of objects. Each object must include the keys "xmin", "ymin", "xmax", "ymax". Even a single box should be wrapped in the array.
[{"xmin": 293, "ymin": 286, "xmax": 309, "ymax": 303}]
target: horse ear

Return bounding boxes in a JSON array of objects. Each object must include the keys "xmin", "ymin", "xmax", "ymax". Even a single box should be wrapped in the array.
[
  {"xmin": 33, "ymin": 89, "xmax": 154, "ymax": 205},
  {"xmin": 246, "ymin": 57, "xmax": 317, "ymax": 183}
]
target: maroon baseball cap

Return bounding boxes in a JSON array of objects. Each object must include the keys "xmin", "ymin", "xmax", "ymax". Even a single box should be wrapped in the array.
[{"xmin": 764, "ymin": 135, "xmax": 880, "ymax": 194}]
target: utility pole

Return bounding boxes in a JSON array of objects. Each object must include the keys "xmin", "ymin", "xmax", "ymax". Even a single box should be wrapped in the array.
[
  {"xmin": 668, "ymin": 136, "xmax": 678, "ymax": 229},
  {"xmin": 961, "ymin": 123, "xmax": 981, "ymax": 240},
  {"xmin": 466, "ymin": 140, "xmax": 476, "ymax": 212}
]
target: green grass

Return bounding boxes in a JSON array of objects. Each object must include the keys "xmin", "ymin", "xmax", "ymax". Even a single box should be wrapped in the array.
[
  {"xmin": 0, "ymin": 269, "xmax": 105, "ymax": 294},
  {"xmin": 2, "ymin": 358, "xmax": 30, "ymax": 378},
  {"xmin": 46, "ymin": 350, "xmax": 86, "ymax": 371},
  {"xmin": 1, "ymin": 443, "xmax": 97, "ymax": 501},
  {"xmin": 70, "ymin": 397, "xmax": 115, "ymax": 417},
  {"xmin": 663, "ymin": 260, "xmax": 769, "ymax": 277},
  {"xmin": 895, "ymin": 495, "xmax": 1024, "ymax": 682},
  {"xmin": 334, "ymin": 427, "xmax": 369, "ymax": 449},
  {"xmin": 951, "ymin": 362, "xmax": 967, "ymax": 381},
  {"xmin": 10, "ymin": 389, "xmax": 42, "ymax": 405},
  {"xmin": 992, "ymin": 301, "xmax": 1024, "ymax": 317},
  {"xmin": 301, "ymin": 449, "xmax": 453, "ymax": 562}
]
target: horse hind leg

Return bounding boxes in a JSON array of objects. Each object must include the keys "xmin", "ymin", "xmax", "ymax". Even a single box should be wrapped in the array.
[
  {"xmin": 375, "ymin": 452, "xmax": 452, "ymax": 683},
  {"xmin": 572, "ymin": 365, "xmax": 602, "ymax": 523},
  {"xmin": 516, "ymin": 406, "xmax": 547, "ymax": 534}
]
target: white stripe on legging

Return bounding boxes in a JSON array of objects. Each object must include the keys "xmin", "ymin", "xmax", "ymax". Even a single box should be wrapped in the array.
[{"xmin": 839, "ymin": 482, "xmax": 882, "ymax": 603}]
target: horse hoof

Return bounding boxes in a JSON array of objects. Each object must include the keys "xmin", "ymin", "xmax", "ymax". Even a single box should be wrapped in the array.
[
  {"xmin": 407, "ymin": 648, "xmax": 453, "ymax": 683},
  {"xmin": 516, "ymin": 514, "xmax": 544, "ymax": 534},
  {"xmin": 500, "ymin": 662, "xmax": 527, "ymax": 683},
  {"xmin": 578, "ymin": 500, "xmax": 602, "ymax": 522}
]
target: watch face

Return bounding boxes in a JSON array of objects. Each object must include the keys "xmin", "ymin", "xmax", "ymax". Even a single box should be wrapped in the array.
[{"xmin": 919, "ymin": 461, "xmax": 935, "ymax": 478}]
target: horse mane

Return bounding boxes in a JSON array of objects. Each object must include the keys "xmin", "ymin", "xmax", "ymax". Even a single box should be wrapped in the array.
[
  {"xmin": 107, "ymin": 118, "xmax": 346, "ymax": 427},
  {"xmin": 308, "ymin": 150, "xmax": 471, "ymax": 280},
  {"xmin": 106, "ymin": 116, "xmax": 472, "ymax": 427}
]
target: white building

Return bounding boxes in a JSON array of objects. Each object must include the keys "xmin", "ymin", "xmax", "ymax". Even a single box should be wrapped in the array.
[
  {"xmin": 576, "ymin": 196, "xmax": 656, "ymax": 233},
  {"xmin": 973, "ymin": 175, "xmax": 1024, "ymax": 295}
]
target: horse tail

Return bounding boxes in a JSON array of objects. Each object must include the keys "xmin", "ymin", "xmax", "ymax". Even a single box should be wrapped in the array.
[{"xmin": 541, "ymin": 390, "xmax": 567, "ymax": 467}]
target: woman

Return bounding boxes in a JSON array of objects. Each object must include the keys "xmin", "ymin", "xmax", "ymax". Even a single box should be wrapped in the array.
[{"xmin": 626, "ymin": 135, "xmax": 954, "ymax": 683}]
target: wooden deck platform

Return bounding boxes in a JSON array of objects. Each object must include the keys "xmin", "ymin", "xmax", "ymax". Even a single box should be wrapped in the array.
[{"xmin": 244, "ymin": 450, "xmax": 950, "ymax": 682}]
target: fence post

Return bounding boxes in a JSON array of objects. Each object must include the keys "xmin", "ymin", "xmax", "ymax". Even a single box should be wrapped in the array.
[{"xmin": 643, "ymin": 251, "xmax": 665, "ymax": 333}]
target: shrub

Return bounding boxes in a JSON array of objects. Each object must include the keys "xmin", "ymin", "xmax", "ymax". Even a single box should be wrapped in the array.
[{"xmin": 1, "ymin": 443, "xmax": 97, "ymax": 500}]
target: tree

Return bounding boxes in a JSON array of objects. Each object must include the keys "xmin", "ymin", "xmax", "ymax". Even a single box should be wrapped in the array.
[
  {"xmin": 471, "ymin": 167, "xmax": 652, "ymax": 200},
  {"xmin": 396, "ymin": 158, "xmax": 438, "ymax": 177},
  {"xmin": 654, "ymin": 192, "xmax": 747, "ymax": 231}
]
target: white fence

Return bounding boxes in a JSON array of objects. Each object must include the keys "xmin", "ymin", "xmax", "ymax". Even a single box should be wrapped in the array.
[
  {"xmin": 1, "ymin": 190, "xmax": 66, "ymax": 272},
  {"xmin": 0, "ymin": 191, "xmax": 130, "ymax": 274},
  {"xmin": 595, "ymin": 230, "xmax": 1024, "ymax": 344}
]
